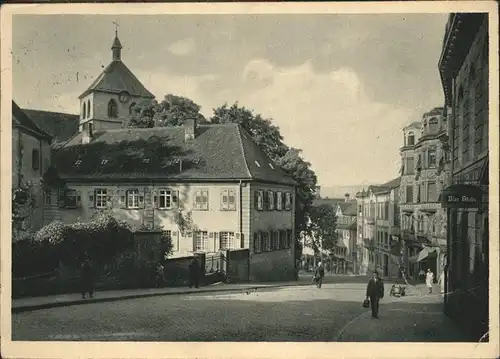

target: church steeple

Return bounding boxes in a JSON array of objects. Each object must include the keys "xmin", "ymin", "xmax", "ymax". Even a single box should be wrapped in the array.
[{"xmin": 111, "ymin": 23, "xmax": 122, "ymax": 62}]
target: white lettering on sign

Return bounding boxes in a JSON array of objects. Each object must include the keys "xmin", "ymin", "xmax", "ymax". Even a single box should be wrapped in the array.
[{"xmin": 447, "ymin": 195, "xmax": 478, "ymax": 203}]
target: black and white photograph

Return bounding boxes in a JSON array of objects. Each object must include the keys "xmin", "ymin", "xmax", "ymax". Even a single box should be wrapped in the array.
[{"xmin": 1, "ymin": 2, "xmax": 498, "ymax": 359}]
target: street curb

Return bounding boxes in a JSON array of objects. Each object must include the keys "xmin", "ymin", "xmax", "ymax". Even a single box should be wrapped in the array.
[{"xmin": 12, "ymin": 282, "xmax": 311, "ymax": 313}]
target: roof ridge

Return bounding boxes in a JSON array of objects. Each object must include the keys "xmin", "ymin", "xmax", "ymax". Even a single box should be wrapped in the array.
[
  {"xmin": 235, "ymin": 124, "xmax": 253, "ymax": 178},
  {"xmin": 22, "ymin": 108, "xmax": 79, "ymax": 117}
]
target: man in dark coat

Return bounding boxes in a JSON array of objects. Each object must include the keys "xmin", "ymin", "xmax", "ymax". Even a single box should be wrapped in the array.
[
  {"xmin": 80, "ymin": 253, "xmax": 95, "ymax": 299},
  {"xmin": 366, "ymin": 270, "xmax": 384, "ymax": 319},
  {"xmin": 188, "ymin": 257, "xmax": 201, "ymax": 289},
  {"xmin": 314, "ymin": 261, "xmax": 325, "ymax": 289}
]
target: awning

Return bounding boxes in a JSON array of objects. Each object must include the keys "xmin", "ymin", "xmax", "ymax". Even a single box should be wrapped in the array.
[
  {"xmin": 439, "ymin": 184, "xmax": 484, "ymax": 209},
  {"xmin": 416, "ymin": 247, "xmax": 438, "ymax": 262}
]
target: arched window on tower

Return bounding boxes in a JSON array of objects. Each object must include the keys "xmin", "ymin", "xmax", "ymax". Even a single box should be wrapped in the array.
[
  {"xmin": 108, "ymin": 99, "xmax": 118, "ymax": 118},
  {"xmin": 129, "ymin": 102, "xmax": 136, "ymax": 115},
  {"xmin": 86, "ymin": 100, "xmax": 91, "ymax": 118},
  {"xmin": 407, "ymin": 132, "xmax": 415, "ymax": 146},
  {"xmin": 82, "ymin": 102, "xmax": 86, "ymax": 119}
]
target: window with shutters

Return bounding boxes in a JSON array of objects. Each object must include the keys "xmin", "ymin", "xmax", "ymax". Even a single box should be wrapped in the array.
[
  {"xmin": 126, "ymin": 189, "xmax": 140, "ymax": 209},
  {"xmin": 65, "ymin": 189, "xmax": 78, "ymax": 208},
  {"xmin": 276, "ymin": 191, "xmax": 283, "ymax": 210},
  {"xmin": 255, "ymin": 190, "xmax": 264, "ymax": 211},
  {"xmin": 194, "ymin": 231, "xmax": 208, "ymax": 251},
  {"xmin": 194, "ymin": 189, "xmax": 209, "ymax": 211},
  {"xmin": 219, "ymin": 231, "xmax": 235, "ymax": 250},
  {"xmin": 158, "ymin": 189, "xmax": 177, "ymax": 209},
  {"xmin": 267, "ymin": 190, "xmax": 274, "ymax": 210},
  {"xmin": 261, "ymin": 232, "xmax": 271, "ymax": 251},
  {"xmin": 279, "ymin": 230, "xmax": 286, "ymax": 250},
  {"xmin": 285, "ymin": 192, "xmax": 292, "ymax": 210},
  {"xmin": 221, "ymin": 189, "xmax": 236, "ymax": 211},
  {"xmin": 95, "ymin": 189, "xmax": 107, "ymax": 208},
  {"xmin": 253, "ymin": 232, "xmax": 261, "ymax": 253}
]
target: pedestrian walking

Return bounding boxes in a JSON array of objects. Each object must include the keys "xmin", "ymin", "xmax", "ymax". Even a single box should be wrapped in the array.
[
  {"xmin": 80, "ymin": 253, "xmax": 95, "ymax": 299},
  {"xmin": 188, "ymin": 257, "xmax": 201, "ymax": 289},
  {"xmin": 314, "ymin": 261, "xmax": 325, "ymax": 288},
  {"xmin": 426, "ymin": 268, "xmax": 434, "ymax": 294},
  {"xmin": 156, "ymin": 263, "xmax": 164, "ymax": 288},
  {"xmin": 365, "ymin": 270, "xmax": 384, "ymax": 319}
]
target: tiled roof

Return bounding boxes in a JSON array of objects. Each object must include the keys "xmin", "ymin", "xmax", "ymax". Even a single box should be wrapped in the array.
[
  {"xmin": 12, "ymin": 101, "xmax": 51, "ymax": 140},
  {"xmin": 21, "ymin": 109, "xmax": 79, "ymax": 142},
  {"xmin": 337, "ymin": 200, "xmax": 356, "ymax": 214},
  {"xmin": 343, "ymin": 202, "xmax": 358, "ymax": 216},
  {"xmin": 52, "ymin": 124, "xmax": 297, "ymax": 185},
  {"xmin": 79, "ymin": 60, "xmax": 155, "ymax": 99}
]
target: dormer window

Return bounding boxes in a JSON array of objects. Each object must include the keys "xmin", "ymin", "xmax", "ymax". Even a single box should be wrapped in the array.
[
  {"xmin": 407, "ymin": 132, "xmax": 415, "ymax": 146},
  {"xmin": 101, "ymin": 159, "xmax": 109, "ymax": 165},
  {"xmin": 74, "ymin": 159, "xmax": 82, "ymax": 166},
  {"xmin": 142, "ymin": 158, "xmax": 150, "ymax": 164},
  {"xmin": 108, "ymin": 99, "xmax": 118, "ymax": 118}
]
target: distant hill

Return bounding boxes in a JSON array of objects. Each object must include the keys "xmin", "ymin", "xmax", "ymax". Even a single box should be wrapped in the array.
[{"xmin": 319, "ymin": 185, "xmax": 376, "ymax": 199}]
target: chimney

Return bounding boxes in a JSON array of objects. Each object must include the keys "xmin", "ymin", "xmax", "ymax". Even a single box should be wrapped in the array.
[
  {"xmin": 184, "ymin": 118, "xmax": 197, "ymax": 141},
  {"xmin": 81, "ymin": 122, "xmax": 93, "ymax": 144},
  {"xmin": 344, "ymin": 193, "xmax": 350, "ymax": 202}
]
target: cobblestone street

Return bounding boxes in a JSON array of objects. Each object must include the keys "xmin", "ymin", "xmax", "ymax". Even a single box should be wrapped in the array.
[{"xmin": 12, "ymin": 280, "xmax": 470, "ymax": 342}]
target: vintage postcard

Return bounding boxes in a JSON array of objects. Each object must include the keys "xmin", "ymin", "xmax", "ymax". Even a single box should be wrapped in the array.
[{"xmin": 1, "ymin": 1, "xmax": 498, "ymax": 359}]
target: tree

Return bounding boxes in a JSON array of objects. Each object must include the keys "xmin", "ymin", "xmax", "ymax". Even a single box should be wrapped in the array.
[
  {"xmin": 307, "ymin": 204, "xmax": 338, "ymax": 254},
  {"xmin": 211, "ymin": 103, "xmax": 318, "ymax": 259},
  {"xmin": 128, "ymin": 94, "xmax": 207, "ymax": 128}
]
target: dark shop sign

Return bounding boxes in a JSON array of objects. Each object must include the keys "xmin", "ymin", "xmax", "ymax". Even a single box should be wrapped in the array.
[{"xmin": 439, "ymin": 184, "xmax": 483, "ymax": 209}]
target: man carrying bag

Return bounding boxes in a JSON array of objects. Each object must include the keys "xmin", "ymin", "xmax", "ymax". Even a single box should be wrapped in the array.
[{"xmin": 365, "ymin": 270, "xmax": 384, "ymax": 319}]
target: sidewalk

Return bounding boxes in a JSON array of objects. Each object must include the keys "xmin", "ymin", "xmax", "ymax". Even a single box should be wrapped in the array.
[
  {"xmin": 12, "ymin": 278, "xmax": 312, "ymax": 313},
  {"xmin": 336, "ymin": 293, "xmax": 472, "ymax": 342}
]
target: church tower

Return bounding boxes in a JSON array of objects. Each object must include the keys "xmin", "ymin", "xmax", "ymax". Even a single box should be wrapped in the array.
[{"xmin": 78, "ymin": 27, "xmax": 155, "ymax": 142}]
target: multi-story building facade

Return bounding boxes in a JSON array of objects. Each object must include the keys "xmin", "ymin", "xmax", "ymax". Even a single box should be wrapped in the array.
[
  {"xmin": 334, "ymin": 194, "xmax": 357, "ymax": 273},
  {"xmin": 12, "ymin": 101, "xmax": 53, "ymax": 233},
  {"xmin": 40, "ymin": 33, "xmax": 298, "ymax": 282},
  {"xmin": 438, "ymin": 13, "xmax": 489, "ymax": 339},
  {"xmin": 356, "ymin": 179, "xmax": 400, "ymax": 278},
  {"xmin": 399, "ymin": 108, "xmax": 451, "ymax": 281}
]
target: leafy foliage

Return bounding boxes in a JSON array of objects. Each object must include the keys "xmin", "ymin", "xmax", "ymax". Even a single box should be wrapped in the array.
[
  {"xmin": 307, "ymin": 204, "xmax": 338, "ymax": 253},
  {"xmin": 34, "ymin": 212, "xmax": 134, "ymax": 267},
  {"xmin": 211, "ymin": 103, "xmax": 318, "ymax": 258},
  {"xmin": 128, "ymin": 94, "xmax": 207, "ymax": 128},
  {"xmin": 12, "ymin": 182, "xmax": 37, "ymax": 231}
]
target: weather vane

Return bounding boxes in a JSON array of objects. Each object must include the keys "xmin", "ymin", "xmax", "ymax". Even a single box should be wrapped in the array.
[{"xmin": 112, "ymin": 20, "xmax": 119, "ymax": 36}]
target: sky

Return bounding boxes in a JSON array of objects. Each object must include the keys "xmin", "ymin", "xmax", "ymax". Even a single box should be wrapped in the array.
[{"xmin": 12, "ymin": 13, "xmax": 449, "ymax": 187}]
